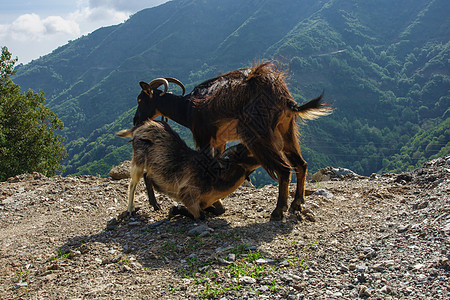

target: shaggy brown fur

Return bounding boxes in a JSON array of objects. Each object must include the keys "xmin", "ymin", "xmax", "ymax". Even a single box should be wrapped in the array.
[
  {"xmin": 134, "ymin": 61, "xmax": 332, "ymax": 220},
  {"xmin": 118, "ymin": 120, "xmax": 259, "ymax": 219}
]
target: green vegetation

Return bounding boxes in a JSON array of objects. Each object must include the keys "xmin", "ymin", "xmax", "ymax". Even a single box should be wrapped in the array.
[
  {"xmin": 10, "ymin": 0, "xmax": 449, "ymax": 184},
  {"xmin": 0, "ymin": 47, "xmax": 67, "ymax": 181},
  {"xmin": 179, "ymin": 242, "xmax": 309, "ymax": 299},
  {"xmin": 52, "ymin": 246, "xmax": 72, "ymax": 260}
]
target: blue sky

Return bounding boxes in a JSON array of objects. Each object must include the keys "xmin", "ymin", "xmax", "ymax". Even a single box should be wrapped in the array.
[{"xmin": 0, "ymin": 0, "xmax": 169, "ymax": 64}]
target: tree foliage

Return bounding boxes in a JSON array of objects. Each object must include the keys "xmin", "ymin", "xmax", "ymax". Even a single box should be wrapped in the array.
[{"xmin": 0, "ymin": 47, "xmax": 67, "ymax": 181}]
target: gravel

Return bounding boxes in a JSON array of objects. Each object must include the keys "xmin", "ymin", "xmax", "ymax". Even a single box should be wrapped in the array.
[{"xmin": 0, "ymin": 155, "xmax": 449, "ymax": 299}]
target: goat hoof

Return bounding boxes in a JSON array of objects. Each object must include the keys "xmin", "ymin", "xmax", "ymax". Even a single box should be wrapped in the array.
[
  {"xmin": 289, "ymin": 202, "xmax": 302, "ymax": 213},
  {"xmin": 149, "ymin": 201, "xmax": 161, "ymax": 211},
  {"xmin": 205, "ymin": 205, "xmax": 225, "ymax": 216},
  {"xmin": 118, "ymin": 211, "xmax": 129, "ymax": 220},
  {"xmin": 152, "ymin": 204, "xmax": 161, "ymax": 211},
  {"xmin": 168, "ymin": 206, "xmax": 181, "ymax": 219},
  {"xmin": 270, "ymin": 209, "xmax": 284, "ymax": 221}
]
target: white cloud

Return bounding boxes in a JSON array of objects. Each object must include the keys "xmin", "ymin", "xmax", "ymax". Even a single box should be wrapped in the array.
[
  {"xmin": 0, "ymin": 0, "xmax": 169, "ymax": 63},
  {"xmin": 69, "ymin": 6, "xmax": 128, "ymax": 34},
  {"xmin": 0, "ymin": 13, "xmax": 80, "ymax": 42},
  {"xmin": 88, "ymin": 0, "xmax": 169, "ymax": 12}
]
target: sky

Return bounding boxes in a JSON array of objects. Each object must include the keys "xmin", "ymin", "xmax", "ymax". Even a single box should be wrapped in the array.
[{"xmin": 0, "ymin": 0, "xmax": 169, "ymax": 64}]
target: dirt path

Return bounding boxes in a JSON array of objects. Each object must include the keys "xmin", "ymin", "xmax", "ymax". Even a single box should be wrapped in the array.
[{"xmin": 1, "ymin": 156, "xmax": 449, "ymax": 299}]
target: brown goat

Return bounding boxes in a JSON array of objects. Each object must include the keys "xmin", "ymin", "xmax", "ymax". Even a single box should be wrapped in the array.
[
  {"xmin": 118, "ymin": 120, "xmax": 260, "ymax": 219},
  {"xmin": 133, "ymin": 61, "xmax": 332, "ymax": 220}
]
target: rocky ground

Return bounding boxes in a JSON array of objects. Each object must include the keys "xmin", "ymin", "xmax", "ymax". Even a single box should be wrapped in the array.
[{"xmin": 0, "ymin": 156, "xmax": 449, "ymax": 299}]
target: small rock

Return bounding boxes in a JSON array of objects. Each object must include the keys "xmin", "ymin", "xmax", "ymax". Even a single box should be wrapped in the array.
[
  {"xmin": 313, "ymin": 189, "xmax": 334, "ymax": 199},
  {"xmin": 379, "ymin": 285, "xmax": 392, "ymax": 294},
  {"xmin": 147, "ymin": 219, "xmax": 166, "ymax": 227},
  {"xmin": 257, "ymin": 285, "xmax": 270, "ymax": 292},
  {"xmin": 417, "ymin": 274, "xmax": 427, "ymax": 281},
  {"xmin": 412, "ymin": 201, "xmax": 428, "ymax": 210},
  {"xmin": 290, "ymin": 274, "xmax": 301, "ymax": 281},
  {"xmin": 356, "ymin": 264, "xmax": 367, "ymax": 272},
  {"xmin": 69, "ymin": 249, "xmax": 81, "ymax": 258},
  {"xmin": 14, "ymin": 282, "xmax": 28, "ymax": 288},
  {"xmin": 122, "ymin": 264, "xmax": 133, "ymax": 273},
  {"xmin": 398, "ymin": 224, "xmax": 410, "ymax": 233},
  {"xmin": 358, "ymin": 285, "xmax": 372, "ymax": 297},
  {"xmin": 239, "ymin": 276, "xmax": 256, "ymax": 284},
  {"xmin": 42, "ymin": 273, "xmax": 58, "ymax": 281},
  {"xmin": 244, "ymin": 245, "xmax": 258, "ymax": 251},
  {"xmin": 413, "ymin": 263, "xmax": 426, "ymax": 271},
  {"xmin": 198, "ymin": 265, "xmax": 211, "ymax": 273},
  {"xmin": 439, "ymin": 257, "xmax": 449, "ymax": 269},
  {"xmin": 442, "ymin": 222, "xmax": 450, "ymax": 232},
  {"xmin": 109, "ymin": 161, "xmax": 131, "ymax": 180},
  {"xmin": 255, "ymin": 258, "xmax": 276, "ymax": 264},
  {"xmin": 278, "ymin": 260, "xmax": 290, "ymax": 267},
  {"xmin": 217, "ymin": 258, "xmax": 233, "ymax": 265},
  {"xmin": 373, "ymin": 263, "xmax": 384, "ymax": 271},
  {"xmin": 227, "ymin": 253, "xmax": 236, "ymax": 262},
  {"xmin": 383, "ymin": 260, "xmax": 395, "ymax": 267},
  {"xmin": 339, "ymin": 263, "xmax": 349, "ymax": 272},
  {"xmin": 187, "ymin": 224, "xmax": 213, "ymax": 236}
]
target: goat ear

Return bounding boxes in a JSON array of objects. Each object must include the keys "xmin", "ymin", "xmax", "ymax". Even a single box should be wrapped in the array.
[
  {"xmin": 140, "ymin": 81, "xmax": 151, "ymax": 91},
  {"xmin": 140, "ymin": 81, "xmax": 153, "ymax": 98}
]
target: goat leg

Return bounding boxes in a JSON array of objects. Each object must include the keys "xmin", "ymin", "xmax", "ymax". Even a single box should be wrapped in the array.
[
  {"xmin": 270, "ymin": 171, "xmax": 291, "ymax": 221},
  {"xmin": 143, "ymin": 173, "xmax": 161, "ymax": 211},
  {"xmin": 285, "ymin": 154, "xmax": 308, "ymax": 213}
]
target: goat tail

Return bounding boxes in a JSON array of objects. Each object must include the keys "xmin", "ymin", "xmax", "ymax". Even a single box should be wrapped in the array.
[
  {"xmin": 288, "ymin": 92, "xmax": 333, "ymax": 120},
  {"xmin": 116, "ymin": 129, "xmax": 133, "ymax": 138}
]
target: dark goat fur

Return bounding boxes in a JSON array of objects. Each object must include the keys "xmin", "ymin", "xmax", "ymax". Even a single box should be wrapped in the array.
[
  {"xmin": 134, "ymin": 61, "xmax": 332, "ymax": 220},
  {"xmin": 118, "ymin": 120, "xmax": 259, "ymax": 219}
]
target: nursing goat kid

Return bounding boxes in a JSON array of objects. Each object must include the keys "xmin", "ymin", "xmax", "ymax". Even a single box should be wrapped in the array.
[
  {"xmin": 117, "ymin": 120, "xmax": 259, "ymax": 220},
  {"xmin": 133, "ymin": 61, "xmax": 332, "ymax": 220}
]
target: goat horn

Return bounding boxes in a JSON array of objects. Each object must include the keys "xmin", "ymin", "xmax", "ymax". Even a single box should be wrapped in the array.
[
  {"xmin": 165, "ymin": 77, "xmax": 185, "ymax": 96},
  {"xmin": 148, "ymin": 78, "xmax": 169, "ymax": 96}
]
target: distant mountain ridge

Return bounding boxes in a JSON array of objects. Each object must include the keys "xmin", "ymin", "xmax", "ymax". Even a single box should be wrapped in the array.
[{"xmin": 12, "ymin": 0, "xmax": 449, "ymax": 183}]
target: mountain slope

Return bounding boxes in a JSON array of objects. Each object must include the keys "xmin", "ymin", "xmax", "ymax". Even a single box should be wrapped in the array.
[{"xmin": 12, "ymin": 0, "xmax": 449, "ymax": 180}]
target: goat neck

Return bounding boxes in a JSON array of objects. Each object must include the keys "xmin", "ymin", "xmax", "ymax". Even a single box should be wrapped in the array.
[{"xmin": 155, "ymin": 93, "xmax": 193, "ymax": 129}]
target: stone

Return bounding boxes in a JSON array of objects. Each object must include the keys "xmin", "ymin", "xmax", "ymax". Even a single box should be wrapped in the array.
[
  {"xmin": 398, "ymin": 224, "xmax": 410, "ymax": 232},
  {"xmin": 313, "ymin": 189, "xmax": 334, "ymax": 199},
  {"xmin": 239, "ymin": 276, "xmax": 257, "ymax": 284},
  {"xmin": 187, "ymin": 224, "xmax": 213, "ymax": 236},
  {"xmin": 255, "ymin": 258, "xmax": 276, "ymax": 264},
  {"xmin": 380, "ymin": 285, "xmax": 392, "ymax": 294},
  {"xmin": 217, "ymin": 258, "xmax": 233, "ymax": 265},
  {"xmin": 109, "ymin": 161, "xmax": 131, "ymax": 180},
  {"xmin": 413, "ymin": 263, "xmax": 426, "ymax": 271},
  {"xmin": 358, "ymin": 285, "xmax": 372, "ymax": 297},
  {"xmin": 442, "ymin": 222, "xmax": 450, "ymax": 232},
  {"xmin": 14, "ymin": 282, "xmax": 28, "ymax": 288},
  {"xmin": 356, "ymin": 264, "xmax": 367, "ymax": 272}
]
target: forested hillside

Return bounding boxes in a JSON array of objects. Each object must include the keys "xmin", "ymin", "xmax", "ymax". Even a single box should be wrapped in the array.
[{"xmin": 12, "ymin": 0, "xmax": 449, "ymax": 185}]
